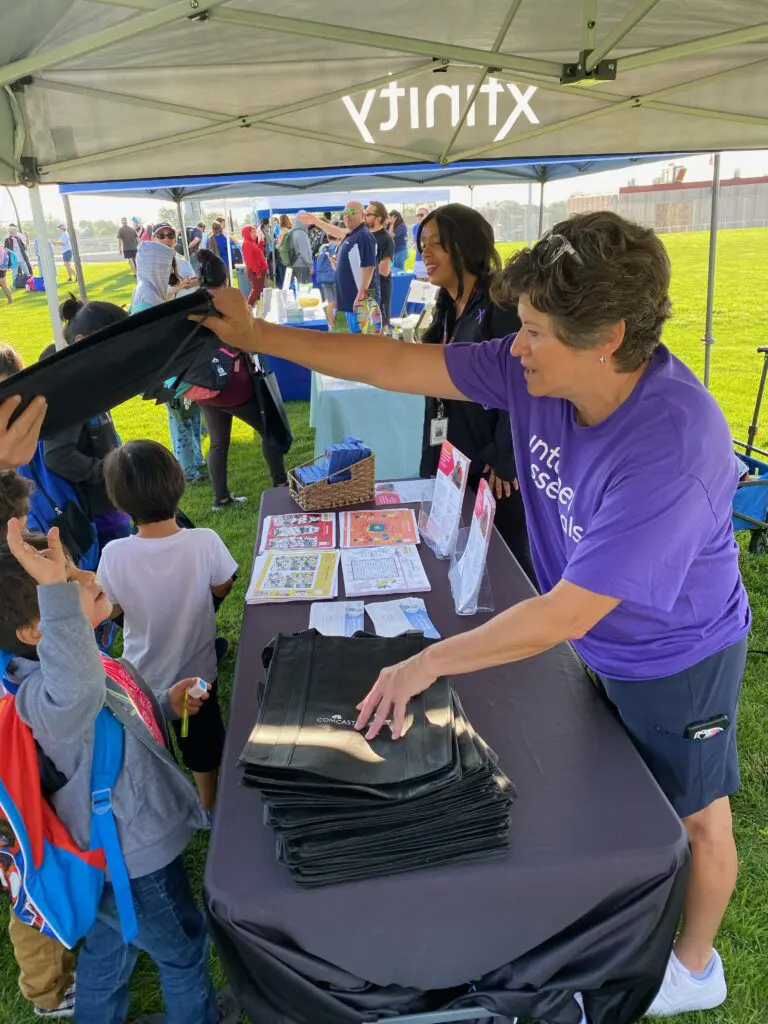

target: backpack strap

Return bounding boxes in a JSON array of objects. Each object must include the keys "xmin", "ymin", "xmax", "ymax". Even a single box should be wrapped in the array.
[{"xmin": 90, "ymin": 708, "xmax": 138, "ymax": 943}]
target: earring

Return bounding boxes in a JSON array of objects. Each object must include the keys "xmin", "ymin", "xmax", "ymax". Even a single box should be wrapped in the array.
[{"xmin": 599, "ymin": 356, "xmax": 607, "ymax": 365}]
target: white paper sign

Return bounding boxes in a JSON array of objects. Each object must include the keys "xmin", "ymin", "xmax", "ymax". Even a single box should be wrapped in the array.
[{"xmin": 421, "ymin": 442, "xmax": 470, "ymax": 557}]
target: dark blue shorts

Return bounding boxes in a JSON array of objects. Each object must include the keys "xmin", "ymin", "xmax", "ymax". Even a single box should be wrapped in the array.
[{"xmin": 598, "ymin": 637, "xmax": 747, "ymax": 818}]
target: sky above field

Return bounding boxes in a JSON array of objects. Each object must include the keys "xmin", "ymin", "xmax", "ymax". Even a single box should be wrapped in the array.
[{"xmin": 1, "ymin": 150, "xmax": 766, "ymax": 227}]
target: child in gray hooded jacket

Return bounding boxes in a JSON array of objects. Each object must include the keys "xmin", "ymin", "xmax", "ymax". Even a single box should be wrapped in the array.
[{"xmin": 1, "ymin": 520, "xmax": 216, "ymax": 1024}]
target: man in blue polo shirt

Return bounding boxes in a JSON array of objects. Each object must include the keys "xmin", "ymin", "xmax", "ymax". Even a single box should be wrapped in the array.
[{"xmin": 333, "ymin": 201, "xmax": 377, "ymax": 332}]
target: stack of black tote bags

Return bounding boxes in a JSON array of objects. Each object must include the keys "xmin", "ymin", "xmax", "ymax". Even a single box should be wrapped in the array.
[{"xmin": 239, "ymin": 630, "xmax": 515, "ymax": 887}]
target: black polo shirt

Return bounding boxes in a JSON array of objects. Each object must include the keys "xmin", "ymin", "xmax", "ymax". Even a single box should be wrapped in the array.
[{"xmin": 419, "ymin": 280, "xmax": 521, "ymax": 481}]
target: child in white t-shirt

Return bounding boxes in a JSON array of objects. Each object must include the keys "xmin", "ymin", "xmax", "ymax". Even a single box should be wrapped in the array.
[{"xmin": 98, "ymin": 440, "xmax": 237, "ymax": 810}]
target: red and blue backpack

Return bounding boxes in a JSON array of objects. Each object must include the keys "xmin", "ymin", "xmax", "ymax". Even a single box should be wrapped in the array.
[{"xmin": 0, "ymin": 651, "xmax": 138, "ymax": 947}]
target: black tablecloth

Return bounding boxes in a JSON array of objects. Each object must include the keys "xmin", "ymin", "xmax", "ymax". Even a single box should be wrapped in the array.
[{"xmin": 205, "ymin": 489, "xmax": 689, "ymax": 1024}]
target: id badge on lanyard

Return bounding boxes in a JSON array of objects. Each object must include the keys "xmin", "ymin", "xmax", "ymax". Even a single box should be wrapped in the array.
[{"xmin": 430, "ymin": 322, "xmax": 451, "ymax": 445}]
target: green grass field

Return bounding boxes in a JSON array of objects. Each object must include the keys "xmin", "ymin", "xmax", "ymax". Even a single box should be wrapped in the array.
[{"xmin": 0, "ymin": 231, "xmax": 767, "ymax": 1023}]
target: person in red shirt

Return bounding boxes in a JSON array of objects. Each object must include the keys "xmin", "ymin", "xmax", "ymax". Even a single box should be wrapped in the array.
[{"xmin": 241, "ymin": 225, "xmax": 268, "ymax": 307}]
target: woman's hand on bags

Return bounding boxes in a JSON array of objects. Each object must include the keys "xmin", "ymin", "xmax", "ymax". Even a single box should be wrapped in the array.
[
  {"xmin": 355, "ymin": 652, "xmax": 438, "ymax": 741},
  {"xmin": 190, "ymin": 286, "xmax": 263, "ymax": 353}
]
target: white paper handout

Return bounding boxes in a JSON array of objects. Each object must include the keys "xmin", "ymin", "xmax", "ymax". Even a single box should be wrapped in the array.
[
  {"xmin": 246, "ymin": 550, "xmax": 340, "ymax": 604},
  {"xmin": 365, "ymin": 598, "xmax": 440, "ymax": 639},
  {"xmin": 309, "ymin": 601, "xmax": 365, "ymax": 637},
  {"xmin": 375, "ymin": 479, "xmax": 436, "ymax": 506},
  {"xmin": 420, "ymin": 442, "xmax": 470, "ymax": 557},
  {"xmin": 341, "ymin": 545, "xmax": 430, "ymax": 598},
  {"xmin": 453, "ymin": 478, "xmax": 496, "ymax": 613}
]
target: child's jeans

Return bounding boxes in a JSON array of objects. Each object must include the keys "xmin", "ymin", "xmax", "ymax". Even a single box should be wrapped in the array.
[
  {"xmin": 75, "ymin": 856, "xmax": 216, "ymax": 1024},
  {"xmin": 7, "ymin": 913, "xmax": 75, "ymax": 1011}
]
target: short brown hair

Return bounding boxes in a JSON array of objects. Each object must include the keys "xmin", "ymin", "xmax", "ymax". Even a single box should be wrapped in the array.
[
  {"xmin": 104, "ymin": 440, "xmax": 185, "ymax": 524},
  {"xmin": 0, "ymin": 344, "xmax": 22, "ymax": 380},
  {"xmin": 0, "ymin": 472, "xmax": 33, "ymax": 541},
  {"xmin": 491, "ymin": 211, "xmax": 672, "ymax": 372}
]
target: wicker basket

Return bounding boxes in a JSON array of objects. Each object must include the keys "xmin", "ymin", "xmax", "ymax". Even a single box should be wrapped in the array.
[{"xmin": 288, "ymin": 453, "xmax": 375, "ymax": 511}]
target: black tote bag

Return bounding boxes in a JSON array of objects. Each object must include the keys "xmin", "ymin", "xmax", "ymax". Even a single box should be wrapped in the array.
[{"xmin": 251, "ymin": 355, "xmax": 293, "ymax": 455}]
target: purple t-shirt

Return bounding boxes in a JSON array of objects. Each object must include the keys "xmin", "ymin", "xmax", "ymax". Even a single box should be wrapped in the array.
[{"xmin": 445, "ymin": 339, "xmax": 750, "ymax": 680}]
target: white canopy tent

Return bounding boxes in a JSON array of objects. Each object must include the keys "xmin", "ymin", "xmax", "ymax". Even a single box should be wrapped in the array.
[{"xmin": 2, "ymin": 0, "xmax": 766, "ymax": 363}]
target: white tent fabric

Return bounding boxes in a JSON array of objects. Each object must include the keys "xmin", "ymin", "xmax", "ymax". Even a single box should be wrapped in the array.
[{"xmin": 1, "ymin": 0, "xmax": 768, "ymax": 186}]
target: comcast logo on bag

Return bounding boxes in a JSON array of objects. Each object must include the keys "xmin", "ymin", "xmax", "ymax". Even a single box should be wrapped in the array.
[
  {"xmin": 342, "ymin": 78, "xmax": 538, "ymax": 144},
  {"xmin": 316, "ymin": 713, "xmax": 393, "ymax": 729},
  {"xmin": 317, "ymin": 714, "xmax": 357, "ymax": 728}
]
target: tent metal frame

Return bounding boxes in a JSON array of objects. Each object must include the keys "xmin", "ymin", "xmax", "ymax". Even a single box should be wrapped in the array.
[{"xmin": 1, "ymin": 3, "xmax": 742, "ymax": 365}]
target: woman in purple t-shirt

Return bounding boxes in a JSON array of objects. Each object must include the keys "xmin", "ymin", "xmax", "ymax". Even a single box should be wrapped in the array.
[{"xmin": 201, "ymin": 212, "xmax": 750, "ymax": 1019}]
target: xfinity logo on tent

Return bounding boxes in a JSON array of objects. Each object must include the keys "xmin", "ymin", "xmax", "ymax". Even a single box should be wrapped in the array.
[{"xmin": 342, "ymin": 78, "xmax": 538, "ymax": 144}]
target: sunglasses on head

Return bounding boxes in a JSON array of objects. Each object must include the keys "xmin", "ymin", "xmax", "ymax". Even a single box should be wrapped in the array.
[{"xmin": 533, "ymin": 232, "xmax": 583, "ymax": 269}]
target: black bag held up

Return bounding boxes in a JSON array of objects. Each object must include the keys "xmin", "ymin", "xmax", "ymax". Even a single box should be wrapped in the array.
[{"xmin": 251, "ymin": 354, "xmax": 293, "ymax": 455}]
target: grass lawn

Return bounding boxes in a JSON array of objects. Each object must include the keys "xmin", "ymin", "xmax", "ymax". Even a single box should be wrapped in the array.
[{"xmin": 0, "ymin": 235, "xmax": 767, "ymax": 1023}]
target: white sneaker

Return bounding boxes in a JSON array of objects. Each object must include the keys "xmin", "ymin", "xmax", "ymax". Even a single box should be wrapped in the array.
[{"xmin": 645, "ymin": 950, "xmax": 726, "ymax": 1016}]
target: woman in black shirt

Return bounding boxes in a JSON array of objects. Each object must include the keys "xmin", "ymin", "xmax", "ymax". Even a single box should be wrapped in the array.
[{"xmin": 417, "ymin": 204, "xmax": 533, "ymax": 581}]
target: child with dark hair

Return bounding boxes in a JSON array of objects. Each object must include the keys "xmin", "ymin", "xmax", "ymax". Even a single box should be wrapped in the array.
[
  {"xmin": 1, "ymin": 521, "xmax": 220, "ymax": 1023},
  {"xmin": 99, "ymin": 440, "xmax": 237, "ymax": 810},
  {"xmin": 42, "ymin": 301, "xmax": 132, "ymax": 551},
  {"xmin": 0, "ymin": 471, "xmax": 32, "ymax": 540},
  {"xmin": 0, "ymin": 342, "xmax": 23, "ymax": 379}
]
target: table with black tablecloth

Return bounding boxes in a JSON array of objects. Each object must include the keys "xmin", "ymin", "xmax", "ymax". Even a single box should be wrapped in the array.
[{"xmin": 205, "ymin": 489, "xmax": 689, "ymax": 1024}]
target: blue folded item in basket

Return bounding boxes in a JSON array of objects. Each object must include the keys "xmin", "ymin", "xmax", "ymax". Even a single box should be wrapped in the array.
[
  {"xmin": 295, "ymin": 438, "xmax": 371, "ymax": 486},
  {"xmin": 326, "ymin": 437, "xmax": 371, "ymax": 482}
]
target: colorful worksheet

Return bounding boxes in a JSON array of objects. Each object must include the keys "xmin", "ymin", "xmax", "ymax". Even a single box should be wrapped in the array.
[
  {"xmin": 420, "ymin": 442, "xmax": 470, "ymax": 557},
  {"xmin": 259, "ymin": 513, "xmax": 336, "ymax": 553},
  {"xmin": 246, "ymin": 550, "xmax": 340, "ymax": 604},
  {"xmin": 453, "ymin": 478, "xmax": 496, "ymax": 613},
  {"xmin": 341, "ymin": 545, "xmax": 430, "ymax": 598},
  {"xmin": 339, "ymin": 508, "xmax": 419, "ymax": 548},
  {"xmin": 375, "ymin": 479, "xmax": 436, "ymax": 506}
]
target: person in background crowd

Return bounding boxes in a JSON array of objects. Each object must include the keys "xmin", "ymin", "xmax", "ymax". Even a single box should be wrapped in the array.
[
  {"xmin": 270, "ymin": 215, "xmax": 291, "ymax": 288},
  {"xmin": 299, "ymin": 202, "xmax": 378, "ymax": 331},
  {"xmin": 412, "ymin": 205, "xmax": 430, "ymax": 280},
  {"xmin": 133, "ymin": 234, "xmax": 206, "ymax": 483},
  {"xmin": 4, "ymin": 224, "xmax": 33, "ymax": 278},
  {"xmin": 241, "ymin": 225, "xmax": 269, "ymax": 307},
  {"xmin": 0, "ymin": 243, "xmax": 15, "ymax": 303},
  {"xmin": 315, "ymin": 241, "xmax": 339, "ymax": 328},
  {"xmin": 281, "ymin": 212, "xmax": 314, "ymax": 286},
  {"xmin": 416, "ymin": 203, "xmax": 532, "ymax": 578},
  {"xmin": 206, "ymin": 222, "xmax": 234, "ymax": 282},
  {"xmin": 389, "ymin": 210, "xmax": 409, "ymax": 271},
  {"xmin": 307, "ymin": 215, "xmax": 329, "ymax": 258},
  {"xmin": 188, "ymin": 221, "xmax": 206, "ymax": 269},
  {"xmin": 53, "ymin": 225, "xmax": 75, "ymax": 284},
  {"xmin": 117, "ymin": 216, "xmax": 139, "ymax": 276},
  {"xmin": 47, "ymin": 299, "xmax": 132, "ymax": 552},
  {"xmin": 140, "ymin": 222, "xmax": 154, "ymax": 242},
  {"xmin": 365, "ymin": 200, "xmax": 394, "ymax": 325}
]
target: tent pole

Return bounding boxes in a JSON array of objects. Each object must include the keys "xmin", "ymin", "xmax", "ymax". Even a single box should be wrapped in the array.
[
  {"xmin": 526, "ymin": 183, "xmax": 532, "ymax": 245},
  {"xmin": 703, "ymin": 152, "xmax": 721, "ymax": 390},
  {"xmin": 468, "ymin": 185, "xmax": 474, "ymax": 209},
  {"xmin": 29, "ymin": 185, "xmax": 64, "ymax": 350},
  {"xmin": 176, "ymin": 199, "xmax": 190, "ymax": 261},
  {"xmin": 538, "ymin": 179, "xmax": 545, "ymax": 237},
  {"xmin": 224, "ymin": 198, "xmax": 234, "ymax": 284},
  {"xmin": 61, "ymin": 193, "xmax": 87, "ymax": 302}
]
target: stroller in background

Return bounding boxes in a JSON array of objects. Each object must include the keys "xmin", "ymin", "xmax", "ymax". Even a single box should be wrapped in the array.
[{"xmin": 733, "ymin": 346, "xmax": 768, "ymax": 555}]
